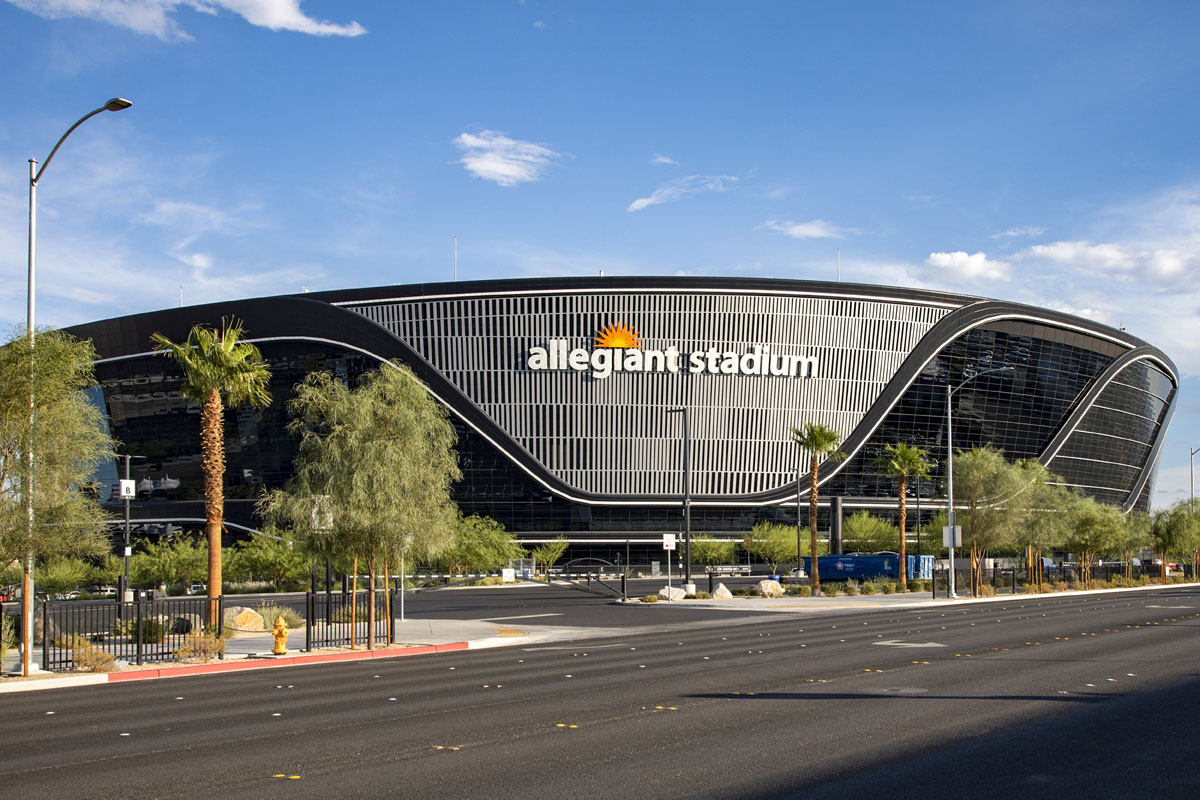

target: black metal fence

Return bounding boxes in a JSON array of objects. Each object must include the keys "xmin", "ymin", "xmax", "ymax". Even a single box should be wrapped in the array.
[
  {"xmin": 305, "ymin": 589, "xmax": 398, "ymax": 651},
  {"xmin": 932, "ymin": 563, "xmax": 1191, "ymax": 598},
  {"xmin": 36, "ymin": 595, "xmax": 223, "ymax": 671}
]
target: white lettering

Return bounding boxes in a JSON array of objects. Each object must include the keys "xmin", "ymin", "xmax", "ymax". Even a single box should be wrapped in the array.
[
  {"xmin": 527, "ymin": 347, "xmax": 548, "ymax": 370},
  {"xmin": 591, "ymin": 348, "xmax": 614, "ymax": 379},
  {"xmin": 689, "ymin": 351, "xmax": 705, "ymax": 373},
  {"xmin": 664, "ymin": 346, "xmax": 681, "ymax": 374},
  {"xmin": 568, "ymin": 348, "xmax": 590, "ymax": 371},
  {"xmin": 624, "ymin": 349, "xmax": 644, "ymax": 372}
]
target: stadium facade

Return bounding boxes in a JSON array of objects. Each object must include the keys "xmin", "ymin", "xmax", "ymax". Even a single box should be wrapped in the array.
[{"xmin": 67, "ymin": 277, "xmax": 1177, "ymax": 550}]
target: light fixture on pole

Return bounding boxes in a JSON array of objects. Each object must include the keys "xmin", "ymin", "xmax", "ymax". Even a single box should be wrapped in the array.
[
  {"xmin": 945, "ymin": 365, "xmax": 1013, "ymax": 599},
  {"xmin": 666, "ymin": 407, "xmax": 692, "ymax": 587},
  {"xmin": 23, "ymin": 97, "xmax": 132, "ymax": 676},
  {"xmin": 1191, "ymin": 446, "xmax": 1199, "ymax": 512}
]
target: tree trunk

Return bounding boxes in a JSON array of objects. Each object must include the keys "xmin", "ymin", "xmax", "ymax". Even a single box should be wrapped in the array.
[
  {"xmin": 384, "ymin": 552, "xmax": 391, "ymax": 646},
  {"xmin": 897, "ymin": 475, "xmax": 908, "ymax": 589},
  {"xmin": 367, "ymin": 552, "xmax": 376, "ymax": 651},
  {"xmin": 809, "ymin": 454, "xmax": 820, "ymax": 594},
  {"xmin": 200, "ymin": 387, "xmax": 225, "ymax": 623}
]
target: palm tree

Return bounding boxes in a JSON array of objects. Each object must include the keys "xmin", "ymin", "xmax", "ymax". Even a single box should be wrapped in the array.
[
  {"xmin": 152, "ymin": 319, "xmax": 271, "ymax": 618},
  {"xmin": 874, "ymin": 443, "xmax": 931, "ymax": 589},
  {"xmin": 788, "ymin": 423, "xmax": 846, "ymax": 594}
]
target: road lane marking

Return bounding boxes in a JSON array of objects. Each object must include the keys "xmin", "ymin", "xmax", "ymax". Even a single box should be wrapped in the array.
[
  {"xmin": 482, "ymin": 613, "xmax": 565, "ymax": 620},
  {"xmin": 872, "ymin": 640, "xmax": 946, "ymax": 648}
]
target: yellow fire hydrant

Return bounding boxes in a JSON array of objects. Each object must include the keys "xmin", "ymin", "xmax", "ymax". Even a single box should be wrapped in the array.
[{"xmin": 271, "ymin": 615, "xmax": 289, "ymax": 655}]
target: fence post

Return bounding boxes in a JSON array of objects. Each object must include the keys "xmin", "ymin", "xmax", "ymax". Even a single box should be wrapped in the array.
[
  {"xmin": 621, "ymin": 573, "xmax": 627, "ymax": 601},
  {"xmin": 135, "ymin": 595, "xmax": 143, "ymax": 666},
  {"xmin": 306, "ymin": 592, "xmax": 313, "ymax": 652},
  {"xmin": 389, "ymin": 589, "xmax": 397, "ymax": 644},
  {"xmin": 217, "ymin": 595, "xmax": 224, "ymax": 659},
  {"xmin": 41, "ymin": 601, "xmax": 49, "ymax": 672}
]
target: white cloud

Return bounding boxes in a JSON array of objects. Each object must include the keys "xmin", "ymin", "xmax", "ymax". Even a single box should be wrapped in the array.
[
  {"xmin": 1021, "ymin": 240, "xmax": 1198, "ymax": 282},
  {"xmin": 6, "ymin": 0, "xmax": 366, "ymax": 40},
  {"xmin": 651, "ymin": 153, "xmax": 677, "ymax": 166},
  {"xmin": 453, "ymin": 130, "xmax": 560, "ymax": 187},
  {"xmin": 990, "ymin": 225, "xmax": 1046, "ymax": 239},
  {"xmin": 760, "ymin": 218, "xmax": 856, "ymax": 240},
  {"xmin": 925, "ymin": 250, "xmax": 1010, "ymax": 281},
  {"xmin": 627, "ymin": 174, "xmax": 738, "ymax": 212},
  {"xmin": 533, "ymin": 20, "xmax": 545, "ymax": 30}
]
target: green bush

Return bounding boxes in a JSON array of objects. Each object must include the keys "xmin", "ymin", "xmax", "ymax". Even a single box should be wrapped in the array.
[
  {"xmin": 111, "ymin": 616, "xmax": 167, "ymax": 643},
  {"xmin": 641, "ymin": 594, "xmax": 659, "ymax": 603},
  {"xmin": 861, "ymin": 582, "xmax": 878, "ymax": 595},
  {"xmin": 881, "ymin": 582, "xmax": 897, "ymax": 594},
  {"xmin": 785, "ymin": 584, "xmax": 811, "ymax": 597},
  {"xmin": 821, "ymin": 583, "xmax": 840, "ymax": 597},
  {"xmin": 691, "ymin": 591, "xmax": 712, "ymax": 599},
  {"xmin": 843, "ymin": 581, "xmax": 859, "ymax": 596},
  {"xmin": 733, "ymin": 587, "xmax": 757, "ymax": 597},
  {"xmin": 0, "ymin": 614, "xmax": 14, "ymax": 662},
  {"xmin": 256, "ymin": 604, "xmax": 305, "ymax": 628}
]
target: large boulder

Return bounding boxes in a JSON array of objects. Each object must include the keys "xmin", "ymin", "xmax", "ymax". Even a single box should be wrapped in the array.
[
  {"xmin": 756, "ymin": 579, "xmax": 785, "ymax": 598},
  {"xmin": 658, "ymin": 586, "xmax": 686, "ymax": 602},
  {"xmin": 223, "ymin": 606, "xmax": 265, "ymax": 631},
  {"xmin": 712, "ymin": 583, "xmax": 734, "ymax": 599},
  {"xmin": 170, "ymin": 614, "xmax": 202, "ymax": 635}
]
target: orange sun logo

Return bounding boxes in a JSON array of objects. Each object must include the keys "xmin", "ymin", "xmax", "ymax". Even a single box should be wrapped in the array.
[{"xmin": 594, "ymin": 322, "xmax": 643, "ymax": 349}]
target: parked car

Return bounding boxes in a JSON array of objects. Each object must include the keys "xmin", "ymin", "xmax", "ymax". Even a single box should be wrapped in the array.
[{"xmin": 187, "ymin": 583, "xmax": 207, "ymax": 596}]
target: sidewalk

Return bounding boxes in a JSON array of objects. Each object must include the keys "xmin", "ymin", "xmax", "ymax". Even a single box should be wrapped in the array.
[{"xmin": 0, "ymin": 616, "xmax": 520, "ymax": 694}]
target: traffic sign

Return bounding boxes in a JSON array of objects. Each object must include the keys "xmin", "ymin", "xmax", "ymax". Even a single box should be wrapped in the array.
[{"xmin": 662, "ymin": 533, "xmax": 676, "ymax": 551}]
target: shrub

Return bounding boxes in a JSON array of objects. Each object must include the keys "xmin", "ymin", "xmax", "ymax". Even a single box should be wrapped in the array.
[
  {"xmin": 821, "ymin": 583, "xmax": 840, "ymax": 597},
  {"xmin": 111, "ymin": 616, "xmax": 167, "ymax": 644},
  {"xmin": 0, "ymin": 614, "xmax": 13, "ymax": 663},
  {"xmin": 256, "ymin": 604, "xmax": 305, "ymax": 628},
  {"xmin": 785, "ymin": 584, "xmax": 811, "ymax": 597},
  {"xmin": 976, "ymin": 585, "xmax": 996, "ymax": 597},
  {"xmin": 174, "ymin": 631, "xmax": 226, "ymax": 662},
  {"xmin": 861, "ymin": 582, "xmax": 878, "ymax": 595},
  {"xmin": 881, "ymin": 582, "xmax": 897, "ymax": 594},
  {"xmin": 843, "ymin": 581, "xmax": 859, "ymax": 596},
  {"xmin": 692, "ymin": 591, "xmax": 712, "ymax": 600},
  {"xmin": 641, "ymin": 594, "xmax": 659, "ymax": 603},
  {"xmin": 68, "ymin": 635, "xmax": 115, "ymax": 672},
  {"xmin": 1051, "ymin": 580, "xmax": 1069, "ymax": 592},
  {"xmin": 733, "ymin": 587, "xmax": 757, "ymax": 597}
]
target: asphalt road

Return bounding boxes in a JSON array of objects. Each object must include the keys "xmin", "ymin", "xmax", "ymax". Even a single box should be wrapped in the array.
[{"xmin": 4, "ymin": 587, "xmax": 1199, "ymax": 799}]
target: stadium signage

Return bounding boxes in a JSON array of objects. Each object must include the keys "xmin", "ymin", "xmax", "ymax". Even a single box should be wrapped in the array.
[{"xmin": 526, "ymin": 323, "xmax": 818, "ymax": 380}]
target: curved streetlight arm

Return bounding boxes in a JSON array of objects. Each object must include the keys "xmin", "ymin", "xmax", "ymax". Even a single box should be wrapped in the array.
[
  {"xmin": 949, "ymin": 365, "xmax": 1015, "ymax": 398},
  {"xmin": 31, "ymin": 99, "xmax": 132, "ymax": 186}
]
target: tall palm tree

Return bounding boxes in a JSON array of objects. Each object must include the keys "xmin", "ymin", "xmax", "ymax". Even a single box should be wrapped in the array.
[
  {"xmin": 152, "ymin": 319, "xmax": 271, "ymax": 618},
  {"xmin": 874, "ymin": 443, "xmax": 931, "ymax": 589},
  {"xmin": 788, "ymin": 423, "xmax": 845, "ymax": 594}
]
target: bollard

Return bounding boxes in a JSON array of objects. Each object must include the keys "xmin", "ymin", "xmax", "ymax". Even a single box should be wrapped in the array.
[
  {"xmin": 708, "ymin": 572, "xmax": 714, "ymax": 594},
  {"xmin": 621, "ymin": 573, "xmax": 627, "ymax": 601}
]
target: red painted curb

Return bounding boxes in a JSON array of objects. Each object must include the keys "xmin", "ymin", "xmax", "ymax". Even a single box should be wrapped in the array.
[{"xmin": 105, "ymin": 641, "xmax": 469, "ymax": 683}]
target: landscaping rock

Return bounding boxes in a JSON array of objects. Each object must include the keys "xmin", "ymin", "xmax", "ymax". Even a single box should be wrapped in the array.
[
  {"xmin": 712, "ymin": 583, "xmax": 734, "ymax": 599},
  {"xmin": 756, "ymin": 579, "xmax": 785, "ymax": 598},
  {"xmin": 223, "ymin": 606, "xmax": 265, "ymax": 631},
  {"xmin": 658, "ymin": 586, "xmax": 686, "ymax": 602},
  {"xmin": 170, "ymin": 614, "xmax": 201, "ymax": 634}
]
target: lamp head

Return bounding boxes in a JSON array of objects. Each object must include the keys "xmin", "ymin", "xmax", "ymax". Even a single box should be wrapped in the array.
[{"xmin": 104, "ymin": 98, "xmax": 132, "ymax": 112}]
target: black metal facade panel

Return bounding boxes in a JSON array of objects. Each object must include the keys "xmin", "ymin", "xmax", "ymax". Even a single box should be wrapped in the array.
[{"xmin": 64, "ymin": 277, "xmax": 1177, "ymax": 519}]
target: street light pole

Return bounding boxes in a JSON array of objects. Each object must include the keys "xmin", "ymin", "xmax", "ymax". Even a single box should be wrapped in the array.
[
  {"xmin": 945, "ymin": 366, "xmax": 1013, "ymax": 599},
  {"xmin": 667, "ymin": 407, "xmax": 692, "ymax": 586},
  {"xmin": 1190, "ymin": 446, "xmax": 1199, "ymax": 511},
  {"xmin": 22, "ymin": 97, "xmax": 131, "ymax": 676}
]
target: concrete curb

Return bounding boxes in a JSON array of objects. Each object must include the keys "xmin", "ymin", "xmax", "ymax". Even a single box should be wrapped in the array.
[{"xmin": 0, "ymin": 642, "xmax": 469, "ymax": 694}]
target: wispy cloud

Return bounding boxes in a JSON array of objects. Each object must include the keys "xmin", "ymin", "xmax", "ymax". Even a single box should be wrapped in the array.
[
  {"xmin": 533, "ymin": 20, "xmax": 545, "ymax": 30},
  {"xmin": 6, "ymin": 0, "xmax": 366, "ymax": 41},
  {"xmin": 651, "ymin": 153, "xmax": 677, "ymax": 166},
  {"xmin": 627, "ymin": 174, "xmax": 739, "ymax": 212},
  {"xmin": 759, "ymin": 218, "xmax": 857, "ymax": 240},
  {"xmin": 925, "ymin": 250, "xmax": 1010, "ymax": 281},
  {"xmin": 990, "ymin": 225, "xmax": 1047, "ymax": 239},
  {"xmin": 453, "ymin": 130, "xmax": 560, "ymax": 187}
]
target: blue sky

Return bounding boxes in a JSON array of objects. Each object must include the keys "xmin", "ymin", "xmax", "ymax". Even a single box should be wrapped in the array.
[{"xmin": 1, "ymin": 1, "xmax": 1198, "ymax": 507}]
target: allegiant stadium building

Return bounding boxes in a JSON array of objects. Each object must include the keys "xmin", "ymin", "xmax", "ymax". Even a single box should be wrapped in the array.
[{"xmin": 67, "ymin": 277, "xmax": 1177, "ymax": 553}]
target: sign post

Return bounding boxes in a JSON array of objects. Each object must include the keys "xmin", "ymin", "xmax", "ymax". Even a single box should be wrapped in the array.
[{"xmin": 663, "ymin": 533, "xmax": 676, "ymax": 602}]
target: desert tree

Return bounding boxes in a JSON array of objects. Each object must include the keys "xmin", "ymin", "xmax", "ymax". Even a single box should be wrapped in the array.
[
  {"xmin": 874, "ymin": 443, "xmax": 931, "ymax": 588},
  {"xmin": 788, "ymin": 422, "xmax": 845, "ymax": 593}
]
